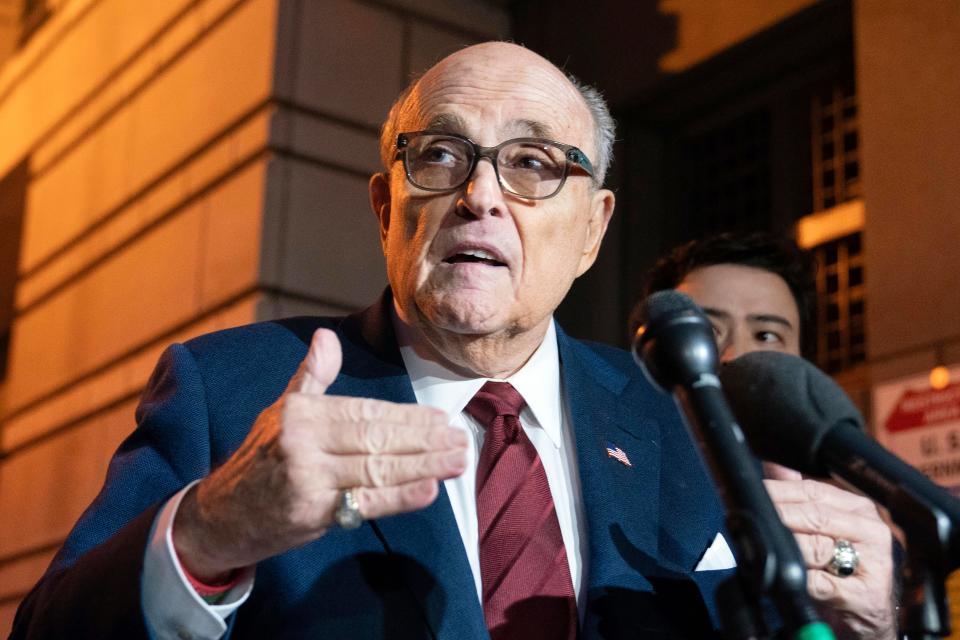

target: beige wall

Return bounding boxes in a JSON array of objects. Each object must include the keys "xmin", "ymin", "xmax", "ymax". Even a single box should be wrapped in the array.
[
  {"xmin": 855, "ymin": 0, "xmax": 960, "ymax": 382},
  {"xmin": 0, "ymin": 0, "xmax": 507, "ymax": 632},
  {"xmin": 0, "ymin": 0, "xmax": 280, "ymax": 629}
]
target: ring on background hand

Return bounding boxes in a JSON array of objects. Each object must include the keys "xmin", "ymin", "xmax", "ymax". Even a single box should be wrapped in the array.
[
  {"xmin": 334, "ymin": 488, "xmax": 363, "ymax": 529},
  {"xmin": 827, "ymin": 538, "xmax": 859, "ymax": 577}
]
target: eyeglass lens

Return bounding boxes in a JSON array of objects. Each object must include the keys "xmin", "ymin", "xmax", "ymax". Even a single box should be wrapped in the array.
[{"xmin": 404, "ymin": 134, "xmax": 568, "ymax": 199}]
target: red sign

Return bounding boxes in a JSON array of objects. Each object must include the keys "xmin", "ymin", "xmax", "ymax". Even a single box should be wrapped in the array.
[{"xmin": 885, "ymin": 382, "xmax": 960, "ymax": 432}]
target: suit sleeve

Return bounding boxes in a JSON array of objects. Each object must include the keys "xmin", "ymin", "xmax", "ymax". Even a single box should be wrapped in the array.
[{"xmin": 9, "ymin": 344, "xmax": 219, "ymax": 639}]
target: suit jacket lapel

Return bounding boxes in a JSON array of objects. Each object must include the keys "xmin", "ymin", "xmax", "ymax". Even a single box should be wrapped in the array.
[
  {"xmin": 327, "ymin": 292, "xmax": 488, "ymax": 640},
  {"xmin": 558, "ymin": 327, "xmax": 722, "ymax": 577},
  {"xmin": 557, "ymin": 329, "xmax": 664, "ymax": 593},
  {"xmin": 558, "ymin": 329, "xmax": 726, "ymax": 638}
]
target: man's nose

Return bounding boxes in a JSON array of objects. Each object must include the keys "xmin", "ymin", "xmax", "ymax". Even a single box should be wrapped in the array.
[{"xmin": 458, "ymin": 159, "xmax": 505, "ymax": 218}]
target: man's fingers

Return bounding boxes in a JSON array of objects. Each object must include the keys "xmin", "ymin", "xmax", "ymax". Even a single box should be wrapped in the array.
[
  {"xmin": 792, "ymin": 531, "xmax": 850, "ymax": 569},
  {"xmin": 765, "ymin": 478, "xmax": 898, "ymax": 639},
  {"xmin": 349, "ymin": 479, "xmax": 441, "ymax": 521},
  {"xmin": 775, "ymin": 501, "xmax": 890, "ymax": 544},
  {"xmin": 332, "ymin": 449, "xmax": 468, "ymax": 488},
  {"xmin": 765, "ymin": 477, "xmax": 878, "ymax": 516},
  {"xmin": 289, "ymin": 328, "xmax": 343, "ymax": 395},
  {"xmin": 328, "ymin": 414, "xmax": 463, "ymax": 455},
  {"xmin": 284, "ymin": 394, "xmax": 458, "ymax": 454},
  {"xmin": 807, "ymin": 568, "xmax": 846, "ymax": 600}
]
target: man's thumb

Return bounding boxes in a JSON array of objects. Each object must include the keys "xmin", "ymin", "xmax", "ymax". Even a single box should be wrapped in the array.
[{"xmin": 290, "ymin": 328, "xmax": 343, "ymax": 395}]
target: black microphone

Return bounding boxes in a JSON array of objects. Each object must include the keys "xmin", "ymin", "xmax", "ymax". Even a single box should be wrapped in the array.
[
  {"xmin": 721, "ymin": 351, "xmax": 960, "ymax": 638},
  {"xmin": 633, "ymin": 291, "xmax": 831, "ymax": 640},
  {"xmin": 720, "ymin": 351, "xmax": 960, "ymax": 554}
]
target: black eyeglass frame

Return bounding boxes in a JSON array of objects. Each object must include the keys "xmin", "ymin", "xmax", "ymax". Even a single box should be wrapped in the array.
[{"xmin": 395, "ymin": 130, "xmax": 597, "ymax": 200}]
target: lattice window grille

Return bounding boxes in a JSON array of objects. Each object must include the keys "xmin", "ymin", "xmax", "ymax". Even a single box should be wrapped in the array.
[{"xmin": 813, "ymin": 231, "xmax": 866, "ymax": 373}]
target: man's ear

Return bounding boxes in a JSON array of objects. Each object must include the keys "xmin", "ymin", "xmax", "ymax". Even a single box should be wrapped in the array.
[
  {"xmin": 575, "ymin": 188, "xmax": 616, "ymax": 277},
  {"xmin": 369, "ymin": 172, "xmax": 391, "ymax": 244}
]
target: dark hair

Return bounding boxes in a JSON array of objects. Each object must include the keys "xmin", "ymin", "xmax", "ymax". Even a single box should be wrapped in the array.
[{"xmin": 631, "ymin": 231, "xmax": 818, "ymax": 359}]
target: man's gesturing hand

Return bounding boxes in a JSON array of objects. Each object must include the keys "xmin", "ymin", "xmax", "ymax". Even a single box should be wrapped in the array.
[{"xmin": 173, "ymin": 328, "xmax": 468, "ymax": 582}]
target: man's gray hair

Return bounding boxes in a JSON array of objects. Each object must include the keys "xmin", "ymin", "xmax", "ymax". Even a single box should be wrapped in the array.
[
  {"xmin": 567, "ymin": 73, "xmax": 615, "ymax": 187},
  {"xmin": 378, "ymin": 69, "xmax": 616, "ymax": 187}
]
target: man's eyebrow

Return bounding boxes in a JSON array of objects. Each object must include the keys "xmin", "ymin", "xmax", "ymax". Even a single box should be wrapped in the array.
[
  {"xmin": 508, "ymin": 119, "xmax": 554, "ymax": 139},
  {"xmin": 424, "ymin": 113, "xmax": 468, "ymax": 132},
  {"xmin": 701, "ymin": 307, "xmax": 731, "ymax": 321},
  {"xmin": 421, "ymin": 116, "xmax": 557, "ymax": 141},
  {"xmin": 747, "ymin": 314, "xmax": 794, "ymax": 329}
]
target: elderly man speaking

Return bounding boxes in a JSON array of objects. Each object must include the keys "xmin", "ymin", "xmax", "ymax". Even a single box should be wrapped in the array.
[{"xmin": 11, "ymin": 43, "xmax": 895, "ymax": 639}]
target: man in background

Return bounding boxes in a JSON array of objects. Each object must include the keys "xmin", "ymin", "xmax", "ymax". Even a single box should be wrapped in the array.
[
  {"xmin": 632, "ymin": 231, "xmax": 816, "ymax": 362},
  {"xmin": 633, "ymin": 231, "xmax": 894, "ymax": 635}
]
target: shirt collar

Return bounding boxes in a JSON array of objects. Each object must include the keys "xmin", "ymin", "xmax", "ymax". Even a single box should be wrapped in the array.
[{"xmin": 392, "ymin": 307, "xmax": 564, "ymax": 449}]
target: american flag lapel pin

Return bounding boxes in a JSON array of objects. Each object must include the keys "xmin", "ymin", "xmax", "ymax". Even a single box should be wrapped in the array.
[{"xmin": 605, "ymin": 442, "xmax": 632, "ymax": 467}]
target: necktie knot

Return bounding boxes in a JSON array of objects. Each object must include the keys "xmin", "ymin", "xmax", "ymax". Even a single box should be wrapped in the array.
[{"xmin": 465, "ymin": 381, "xmax": 526, "ymax": 441}]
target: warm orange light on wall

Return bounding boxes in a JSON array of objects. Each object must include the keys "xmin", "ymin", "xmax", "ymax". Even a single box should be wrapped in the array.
[
  {"xmin": 796, "ymin": 199, "xmax": 865, "ymax": 249},
  {"xmin": 930, "ymin": 365, "xmax": 950, "ymax": 390}
]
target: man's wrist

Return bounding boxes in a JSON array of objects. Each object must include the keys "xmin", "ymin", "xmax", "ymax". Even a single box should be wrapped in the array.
[
  {"xmin": 172, "ymin": 482, "xmax": 240, "ymax": 583},
  {"xmin": 181, "ymin": 563, "xmax": 242, "ymax": 604}
]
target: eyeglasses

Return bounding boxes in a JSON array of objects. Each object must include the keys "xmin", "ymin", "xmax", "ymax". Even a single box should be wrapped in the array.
[{"xmin": 395, "ymin": 131, "xmax": 596, "ymax": 200}]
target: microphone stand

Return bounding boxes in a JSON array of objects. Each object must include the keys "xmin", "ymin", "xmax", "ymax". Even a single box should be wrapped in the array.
[
  {"xmin": 900, "ymin": 555, "xmax": 947, "ymax": 640},
  {"xmin": 876, "ymin": 486, "xmax": 951, "ymax": 640},
  {"xmin": 674, "ymin": 383, "xmax": 831, "ymax": 640}
]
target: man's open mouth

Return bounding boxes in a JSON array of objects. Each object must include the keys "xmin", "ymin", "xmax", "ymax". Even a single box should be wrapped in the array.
[{"xmin": 443, "ymin": 249, "xmax": 507, "ymax": 267}]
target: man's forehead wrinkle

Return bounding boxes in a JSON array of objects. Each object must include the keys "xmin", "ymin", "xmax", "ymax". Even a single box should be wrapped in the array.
[
  {"xmin": 408, "ymin": 85, "xmax": 584, "ymax": 143},
  {"xmin": 402, "ymin": 46, "xmax": 592, "ymax": 148},
  {"xmin": 418, "ymin": 113, "xmax": 553, "ymax": 141}
]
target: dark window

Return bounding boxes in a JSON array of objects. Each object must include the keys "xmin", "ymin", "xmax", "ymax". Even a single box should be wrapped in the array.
[{"xmin": 678, "ymin": 110, "xmax": 772, "ymax": 237}]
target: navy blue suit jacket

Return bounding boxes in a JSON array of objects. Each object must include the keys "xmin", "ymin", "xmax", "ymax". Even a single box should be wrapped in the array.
[{"xmin": 11, "ymin": 293, "xmax": 733, "ymax": 639}]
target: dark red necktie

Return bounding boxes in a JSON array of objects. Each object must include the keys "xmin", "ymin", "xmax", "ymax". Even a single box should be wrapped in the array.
[{"xmin": 466, "ymin": 381, "xmax": 577, "ymax": 640}]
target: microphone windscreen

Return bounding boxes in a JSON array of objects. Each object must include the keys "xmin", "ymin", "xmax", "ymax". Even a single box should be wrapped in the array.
[
  {"xmin": 719, "ymin": 351, "xmax": 865, "ymax": 476},
  {"xmin": 635, "ymin": 290, "xmax": 701, "ymax": 330},
  {"xmin": 632, "ymin": 290, "xmax": 718, "ymax": 389}
]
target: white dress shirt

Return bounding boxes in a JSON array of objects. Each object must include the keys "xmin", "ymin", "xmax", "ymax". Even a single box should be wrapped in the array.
[{"xmin": 395, "ymin": 314, "xmax": 589, "ymax": 606}]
